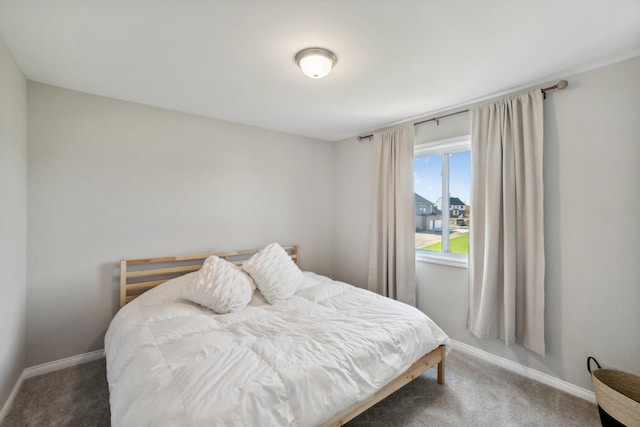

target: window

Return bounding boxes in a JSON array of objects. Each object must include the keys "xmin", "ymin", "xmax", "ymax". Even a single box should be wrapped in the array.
[{"xmin": 414, "ymin": 136, "xmax": 471, "ymax": 267}]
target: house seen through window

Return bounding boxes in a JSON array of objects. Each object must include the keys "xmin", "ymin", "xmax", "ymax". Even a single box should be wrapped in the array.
[{"xmin": 414, "ymin": 137, "xmax": 471, "ymax": 258}]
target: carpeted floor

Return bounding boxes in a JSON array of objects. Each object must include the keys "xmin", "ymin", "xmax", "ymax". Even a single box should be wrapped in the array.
[
  {"xmin": 2, "ymin": 357, "xmax": 110, "ymax": 427},
  {"xmin": 347, "ymin": 350, "xmax": 600, "ymax": 427},
  {"xmin": 1, "ymin": 349, "xmax": 600, "ymax": 426}
]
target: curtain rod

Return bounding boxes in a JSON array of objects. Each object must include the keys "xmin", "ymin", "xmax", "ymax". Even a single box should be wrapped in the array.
[{"xmin": 357, "ymin": 80, "xmax": 568, "ymax": 141}]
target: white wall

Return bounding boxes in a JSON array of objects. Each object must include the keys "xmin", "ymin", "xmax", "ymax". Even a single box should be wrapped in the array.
[
  {"xmin": 332, "ymin": 137, "xmax": 373, "ymax": 288},
  {"xmin": 334, "ymin": 56, "xmax": 640, "ymax": 391},
  {"xmin": 0, "ymin": 38, "xmax": 27, "ymax": 407},
  {"xmin": 26, "ymin": 83, "xmax": 334, "ymax": 366}
]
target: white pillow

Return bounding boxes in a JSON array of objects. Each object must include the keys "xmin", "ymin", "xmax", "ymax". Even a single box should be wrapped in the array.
[
  {"xmin": 182, "ymin": 256, "xmax": 256, "ymax": 314},
  {"xmin": 241, "ymin": 243, "xmax": 303, "ymax": 304}
]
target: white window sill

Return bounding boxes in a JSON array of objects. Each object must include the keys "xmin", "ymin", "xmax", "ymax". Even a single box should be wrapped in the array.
[{"xmin": 416, "ymin": 251, "xmax": 468, "ymax": 269}]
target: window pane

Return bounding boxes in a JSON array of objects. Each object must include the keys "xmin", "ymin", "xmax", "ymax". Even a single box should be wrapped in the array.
[
  {"xmin": 448, "ymin": 150, "xmax": 470, "ymax": 254},
  {"xmin": 414, "ymin": 154, "xmax": 442, "ymax": 252}
]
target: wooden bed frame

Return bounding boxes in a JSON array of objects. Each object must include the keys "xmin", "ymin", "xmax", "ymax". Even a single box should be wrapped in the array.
[
  {"xmin": 118, "ymin": 245, "xmax": 445, "ymax": 426},
  {"xmin": 320, "ymin": 345, "xmax": 445, "ymax": 427},
  {"xmin": 119, "ymin": 245, "xmax": 299, "ymax": 307}
]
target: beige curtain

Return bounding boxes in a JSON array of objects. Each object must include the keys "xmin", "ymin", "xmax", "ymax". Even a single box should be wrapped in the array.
[
  {"xmin": 467, "ymin": 90, "xmax": 546, "ymax": 355},
  {"xmin": 367, "ymin": 124, "xmax": 416, "ymax": 306}
]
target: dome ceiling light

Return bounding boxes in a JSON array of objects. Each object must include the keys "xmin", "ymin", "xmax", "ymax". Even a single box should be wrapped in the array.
[{"xmin": 295, "ymin": 48, "xmax": 337, "ymax": 79}]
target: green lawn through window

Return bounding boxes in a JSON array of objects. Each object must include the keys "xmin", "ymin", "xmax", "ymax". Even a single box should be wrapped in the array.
[{"xmin": 420, "ymin": 234, "xmax": 469, "ymax": 254}]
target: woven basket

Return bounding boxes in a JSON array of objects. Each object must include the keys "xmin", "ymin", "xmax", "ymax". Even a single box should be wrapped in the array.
[{"xmin": 588, "ymin": 357, "xmax": 640, "ymax": 427}]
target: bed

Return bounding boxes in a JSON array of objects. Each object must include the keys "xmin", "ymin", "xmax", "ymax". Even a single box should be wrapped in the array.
[{"xmin": 105, "ymin": 244, "xmax": 449, "ymax": 426}]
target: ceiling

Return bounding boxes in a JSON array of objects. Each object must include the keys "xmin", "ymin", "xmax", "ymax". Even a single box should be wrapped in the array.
[{"xmin": 0, "ymin": 1, "xmax": 638, "ymax": 141}]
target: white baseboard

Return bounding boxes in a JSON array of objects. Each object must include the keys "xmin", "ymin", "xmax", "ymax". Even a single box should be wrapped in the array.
[
  {"xmin": 0, "ymin": 371, "xmax": 25, "ymax": 424},
  {"xmin": 0, "ymin": 349, "xmax": 105, "ymax": 424},
  {"xmin": 23, "ymin": 349, "xmax": 105, "ymax": 379},
  {"xmin": 449, "ymin": 340, "xmax": 596, "ymax": 403}
]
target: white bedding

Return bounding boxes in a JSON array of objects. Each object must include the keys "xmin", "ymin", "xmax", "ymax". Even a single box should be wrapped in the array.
[{"xmin": 105, "ymin": 272, "xmax": 449, "ymax": 427}]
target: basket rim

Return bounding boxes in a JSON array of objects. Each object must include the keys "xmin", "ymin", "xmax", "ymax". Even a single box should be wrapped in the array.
[{"xmin": 592, "ymin": 369, "xmax": 640, "ymax": 404}]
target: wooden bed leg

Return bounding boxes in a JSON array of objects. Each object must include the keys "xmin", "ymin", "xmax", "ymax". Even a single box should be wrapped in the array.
[{"xmin": 437, "ymin": 346, "xmax": 445, "ymax": 385}]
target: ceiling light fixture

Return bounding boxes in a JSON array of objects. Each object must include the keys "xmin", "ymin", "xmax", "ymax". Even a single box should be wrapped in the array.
[{"xmin": 295, "ymin": 48, "xmax": 337, "ymax": 79}]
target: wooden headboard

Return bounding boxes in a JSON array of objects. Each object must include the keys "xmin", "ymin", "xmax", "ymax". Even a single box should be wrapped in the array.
[{"xmin": 119, "ymin": 245, "xmax": 299, "ymax": 307}]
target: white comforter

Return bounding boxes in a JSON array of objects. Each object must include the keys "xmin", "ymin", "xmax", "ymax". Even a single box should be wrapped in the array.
[{"xmin": 105, "ymin": 272, "xmax": 449, "ymax": 427}]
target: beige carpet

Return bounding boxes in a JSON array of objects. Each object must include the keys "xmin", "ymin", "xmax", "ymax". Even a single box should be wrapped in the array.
[{"xmin": 2, "ymin": 349, "xmax": 600, "ymax": 426}]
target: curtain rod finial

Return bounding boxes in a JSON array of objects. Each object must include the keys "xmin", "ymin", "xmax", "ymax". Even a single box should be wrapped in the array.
[{"xmin": 556, "ymin": 80, "xmax": 568, "ymax": 89}]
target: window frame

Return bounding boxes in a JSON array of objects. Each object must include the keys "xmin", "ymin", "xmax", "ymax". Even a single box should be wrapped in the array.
[{"xmin": 414, "ymin": 135, "xmax": 471, "ymax": 269}]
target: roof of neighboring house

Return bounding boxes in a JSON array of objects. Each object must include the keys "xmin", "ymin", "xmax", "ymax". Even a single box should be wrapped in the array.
[
  {"xmin": 415, "ymin": 193, "xmax": 433, "ymax": 205},
  {"xmin": 435, "ymin": 196, "xmax": 467, "ymax": 207},
  {"xmin": 449, "ymin": 197, "xmax": 465, "ymax": 206}
]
